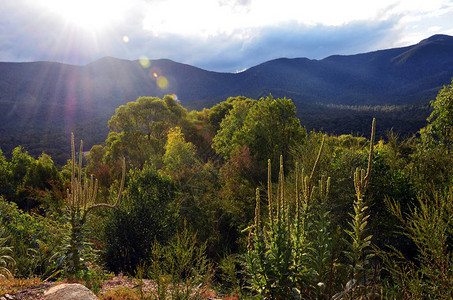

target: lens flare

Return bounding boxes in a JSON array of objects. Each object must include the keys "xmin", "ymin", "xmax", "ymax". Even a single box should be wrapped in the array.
[
  {"xmin": 157, "ymin": 76, "xmax": 168, "ymax": 89},
  {"xmin": 170, "ymin": 94, "xmax": 178, "ymax": 101},
  {"xmin": 122, "ymin": 35, "xmax": 129, "ymax": 43},
  {"xmin": 153, "ymin": 72, "xmax": 158, "ymax": 78},
  {"xmin": 139, "ymin": 56, "xmax": 150, "ymax": 68}
]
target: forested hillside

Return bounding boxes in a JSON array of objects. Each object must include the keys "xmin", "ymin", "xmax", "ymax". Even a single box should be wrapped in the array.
[
  {"xmin": 1, "ymin": 34, "xmax": 453, "ymax": 164},
  {"xmin": 1, "ymin": 79, "xmax": 453, "ymax": 298}
]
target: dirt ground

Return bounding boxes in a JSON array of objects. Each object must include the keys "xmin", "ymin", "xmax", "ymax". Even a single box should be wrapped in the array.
[
  {"xmin": 3, "ymin": 274, "xmax": 220, "ymax": 299},
  {"xmin": 3, "ymin": 275, "xmax": 156, "ymax": 299}
]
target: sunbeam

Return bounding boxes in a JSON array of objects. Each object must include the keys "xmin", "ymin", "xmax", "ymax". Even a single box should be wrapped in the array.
[{"xmin": 36, "ymin": 0, "xmax": 128, "ymax": 33}]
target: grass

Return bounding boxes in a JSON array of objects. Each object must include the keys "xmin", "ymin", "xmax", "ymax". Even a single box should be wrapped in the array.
[{"xmin": 0, "ymin": 277, "xmax": 44, "ymax": 295}]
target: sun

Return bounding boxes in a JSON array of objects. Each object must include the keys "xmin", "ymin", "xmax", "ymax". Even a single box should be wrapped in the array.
[{"xmin": 37, "ymin": 0, "xmax": 127, "ymax": 32}]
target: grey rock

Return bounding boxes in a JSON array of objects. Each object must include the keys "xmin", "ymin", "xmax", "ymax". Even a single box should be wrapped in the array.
[{"xmin": 44, "ymin": 283, "xmax": 98, "ymax": 300}]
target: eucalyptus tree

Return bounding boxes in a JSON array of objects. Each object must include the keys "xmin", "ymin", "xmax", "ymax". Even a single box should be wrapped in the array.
[{"xmin": 106, "ymin": 95, "xmax": 188, "ymax": 169}]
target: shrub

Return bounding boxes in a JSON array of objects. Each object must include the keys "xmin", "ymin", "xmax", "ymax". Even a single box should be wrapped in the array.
[
  {"xmin": 103, "ymin": 166, "xmax": 178, "ymax": 274},
  {"xmin": 0, "ymin": 196, "xmax": 68, "ymax": 278},
  {"xmin": 148, "ymin": 225, "xmax": 213, "ymax": 300},
  {"xmin": 379, "ymin": 187, "xmax": 453, "ymax": 299},
  {"xmin": 0, "ymin": 226, "xmax": 15, "ymax": 279}
]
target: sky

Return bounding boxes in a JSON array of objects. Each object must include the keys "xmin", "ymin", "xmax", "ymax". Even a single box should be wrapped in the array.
[{"xmin": 1, "ymin": 0, "xmax": 453, "ymax": 73}]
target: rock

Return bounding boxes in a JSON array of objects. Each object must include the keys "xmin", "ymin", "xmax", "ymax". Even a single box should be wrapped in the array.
[{"xmin": 44, "ymin": 283, "xmax": 98, "ymax": 300}]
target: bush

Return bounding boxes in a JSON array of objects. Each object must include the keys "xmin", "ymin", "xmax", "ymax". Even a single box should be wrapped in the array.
[
  {"xmin": 147, "ymin": 225, "xmax": 213, "ymax": 300},
  {"xmin": 102, "ymin": 166, "xmax": 178, "ymax": 273},
  {"xmin": 0, "ymin": 196, "xmax": 68, "ymax": 278},
  {"xmin": 379, "ymin": 187, "xmax": 453, "ymax": 298},
  {"xmin": 0, "ymin": 226, "xmax": 15, "ymax": 279}
]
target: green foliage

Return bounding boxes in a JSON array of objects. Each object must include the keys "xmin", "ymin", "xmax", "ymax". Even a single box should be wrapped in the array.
[
  {"xmin": 214, "ymin": 95, "xmax": 306, "ymax": 179},
  {"xmin": 211, "ymin": 96, "xmax": 307, "ymax": 253},
  {"xmin": 22, "ymin": 153, "xmax": 60, "ymax": 192},
  {"xmin": 422, "ymin": 78, "xmax": 453, "ymax": 149},
  {"xmin": 413, "ymin": 79, "xmax": 453, "ymax": 190},
  {"xmin": 64, "ymin": 134, "xmax": 125, "ymax": 277},
  {"xmin": 379, "ymin": 188, "xmax": 453, "ymax": 299},
  {"xmin": 107, "ymin": 96, "xmax": 188, "ymax": 169},
  {"xmin": 79, "ymin": 267, "xmax": 114, "ymax": 296},
  {"xmin": 161, "ymin": 225, "xmax": 212, "ymax": 299},
  {"xmin": 131, "ymin": 225, "xmax": 213, "ymax": 300},
  {"xmin": 103, "ymin": 165, "xmax": 178, "ymax": 274},
  {"xmin": 212, "ymin": 98, "xmax": 256, "ymax": 159},
  {"xmin": 337, "ymin": 135, "xmax": 368, "ymax": 150},
  {"xmin": 21, "ymin": 153, "xmax": 64, "ymax": 211},
  {"xmin": 237, "ymin": 95, "xmax": 306, "ymax": 177},
  {"xmin": 328, "ymin": 147, "xmax": 367, "ymax": 230},
  {"xmin": 366, "ymin": 149, "xmax": 416, "ymax": 255},
  {"xmin": 218, "ymin": 253, "xmax": 242, "ymax": 295},
  {"xmin": 163, "ymin": 127, "xmax": 199, "ymax": 175},
  {"xmin": 207, "ymin": 96, "xmax": 255, "ymax": 132},
  {"xmin": 244, "ymin": 120, "xmax": 380, "ymax": 299},
  {"xmin": 0, "ymin": 196, "xmax": 68, "ymax": 278},
  {"xmin": 6, "ymin": 146, "xmax": 35, "ymax": 208},
  {"xmin": 2, "ymin": 87, "xmax": 453, "ymax": 297},
  {"xmin": 218, "ymin": 145, "xmax": 257, "ymax": 225},
  {"xmin": 0, "ymin": 146, "xmax": 65, "ymax": 212},
  {"xmin": 10, "ymin": 146, "xmax": 34, "ymax": 188},
  {"xmin": 0, "ymin": 148, "xmax": 13, "ymax": 199},
  {"xmin": 244, "ymin": 143, "xmax": 335, "ymax": 299},
  {"xmin": 335, "ymin": 119, "xmax": 380, "ymax": 299},
  {"xmin": 411, "ymin": 140, "xmax": 453, "ymax": 191},
  {"xmin": 245, "ymin": 198, "xmax": 295, "ymax": 298},
  {"xmin": 103, "ymin": 226, "xmax": 212, "ymax": 300},
  {"xmin": 0, "ymin": 226, "xmax": 15, "ymax": 279}
]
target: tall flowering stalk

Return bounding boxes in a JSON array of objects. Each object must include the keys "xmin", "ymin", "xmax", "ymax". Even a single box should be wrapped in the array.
[
  {"xmin": 65, "ymin": 133, "xmax": 125, "ymax": 275},
  {"xmin": 245, "ymin": 135, "xmax": 329, "ymax": 298},
  {"xmin": 342, "ymin": 118, "xmax": 376, "ymax": 297}
]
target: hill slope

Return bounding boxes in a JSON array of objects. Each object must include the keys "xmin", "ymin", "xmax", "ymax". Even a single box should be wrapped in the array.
[{"xmin": 1, "ymin": 34, "xmax": 453, "ymax": 163}]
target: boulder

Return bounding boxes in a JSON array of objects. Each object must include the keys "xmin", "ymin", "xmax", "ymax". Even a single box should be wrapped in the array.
[{"xmin": 44, "ymin": 283, "xmax": 98, "ymax": 300}]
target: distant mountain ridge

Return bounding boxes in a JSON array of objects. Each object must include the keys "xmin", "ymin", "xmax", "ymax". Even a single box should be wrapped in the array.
[{"xmin": 1, "ymin": 34, "xmax": 453, "ymax": 163}]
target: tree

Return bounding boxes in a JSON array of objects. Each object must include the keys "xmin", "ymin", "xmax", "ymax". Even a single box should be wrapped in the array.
[
  {"xmin": 416, "ymin": 78, "xmax": 453, "ymax": 188},
  {"xmin": 212, "ymin": 98, "xmax": 256, "ymax": 159},
  {"xmin": 9, "ymin": 146, "xmax": 34, "ymax": 190},
  {"xmin": 22, "ymin": 153, "xmax": 60, "ymax": 192},
  {"xmin": 421, "ymin": 78, "xmax": 453, "ymax": 149},
  {"xmin": 163, "ymin": 127, "xmax": 199, "ymax": 175},
  {"xmin": 207, "ymin": 96, "xmax": 255, "ymax": 132},
  {"xmin": 106, "ymin": 96, "xmax": 188, "ymax": 169},
  {"xmin": 0, "ymin": 148, "xmax": 12, "ymax": 199},
  {"xmin": 21, "ymin": 153, "xmax": 63, "ymax": 210},
  {"xmin": 7, "ymin": 146, "xmax": 35, "ymax": 208},
  {"xmin": 236, "ymin": 95, "xmax": 306, "ymax": 178},
  {"xmin": 213, "ymin": 95, "xmax": 306, "ymax": 179}
]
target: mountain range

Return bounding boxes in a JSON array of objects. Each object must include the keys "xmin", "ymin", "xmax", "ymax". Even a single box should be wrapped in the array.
[{"xmin": 1, "ymin": 34, "xmax": 453, "ymax": 163}]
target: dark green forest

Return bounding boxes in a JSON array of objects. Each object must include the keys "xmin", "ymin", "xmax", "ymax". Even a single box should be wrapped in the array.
[{"xmin": 1, "ymin": 80, "xmax": 453, "ymax": 299}]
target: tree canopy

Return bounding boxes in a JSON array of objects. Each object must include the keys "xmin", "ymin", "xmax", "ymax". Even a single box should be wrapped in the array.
[
  {"xmin": 213, "ymin": 95, "xmax": 306, "ymax": 178},
  {"xmin": 105, "ymin": 96, "xmax": 188, "ymax": 169},
  {"xmin": 421, "ymin": 78, "xmax": 453, "ymax": 150}
]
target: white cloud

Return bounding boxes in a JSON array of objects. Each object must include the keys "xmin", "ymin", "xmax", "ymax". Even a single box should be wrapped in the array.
[{"xmin": 1, "ymin": 0, "xmax": 453, "ymax": 71}]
